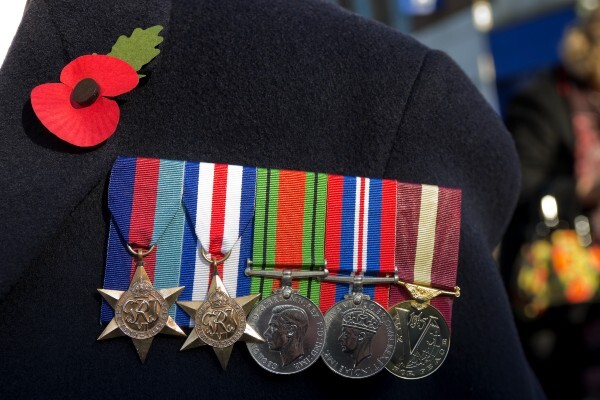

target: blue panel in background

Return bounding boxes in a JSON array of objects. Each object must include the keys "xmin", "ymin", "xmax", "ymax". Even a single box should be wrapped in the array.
[
  {"xmin": 490, "ymin": 6, "xmax": 576, "ymax": 115},
  {"xmin": 490, "ymin": 6, "xmax": 576, "ymax": 81}
]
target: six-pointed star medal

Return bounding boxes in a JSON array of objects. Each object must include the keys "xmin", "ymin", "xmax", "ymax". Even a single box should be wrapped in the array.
[
  {"xmin": 178, "ymin": 274, "xmax": 264, "ymax": 369},
  {"xmin": 97, "ymin": 265, "xmax": 186, "ymax": 363}
]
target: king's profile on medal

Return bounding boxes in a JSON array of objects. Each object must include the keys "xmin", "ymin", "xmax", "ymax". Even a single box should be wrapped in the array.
[
  {"xmin": 264, "ymin": 304, "xmax": 309, "ymax": 367},
  {"xmin": 338, "ymin": 308, "xmax": 382, "ymax": 368}
]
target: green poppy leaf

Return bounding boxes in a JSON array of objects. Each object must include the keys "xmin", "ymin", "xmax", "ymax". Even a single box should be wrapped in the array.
[{"xmin": 108, "ymin": 25, "xmax": 164, "ymax": 72}]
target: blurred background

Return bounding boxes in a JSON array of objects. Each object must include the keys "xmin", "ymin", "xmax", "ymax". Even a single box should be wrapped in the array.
[
  {"xmin": 331, "ymin": 0, "xmax": 583, "ymax": 114},
  {"xmin": 333, "ymin": 2, "xmax": 600, "ymax": 399},
  {"xmin": 2, "ymin": 0, "xmax": 599, "ymax": 399}
]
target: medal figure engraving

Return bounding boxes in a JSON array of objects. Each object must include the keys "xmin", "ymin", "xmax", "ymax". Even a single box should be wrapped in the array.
[
  {"xmin": 321, "ymin": 296, "xmax": 396, "ymax": 379},
  {"xmin": 97, "ymin": 248, "xmax": 186, "ymax": 363},
  {"xmin": 195, "ymin": 287, "xmax": 246, "ymax": 348},
  {"xmin": 178, "ymin": 250, "xmax": 264, "ymax": 369},
  {"xmin": 338, "ymin": 308, "xmax": 382, "ymax": 368},
  {"xmin": 386, "ymin": 300, "xmax": 450, "ymax": 379},
  {"xmin": 247, "ymin": 291, "xmax": 325, "ymax": 374},
  {"xmin": 115, "ymin": 281, "xmax": 169, "ymax": 339},
  {"xmin": 264, "ymin": 305, "xmax": 308, "ymax": 367}
]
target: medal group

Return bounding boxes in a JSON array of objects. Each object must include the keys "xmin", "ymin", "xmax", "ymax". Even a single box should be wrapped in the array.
[{"xmin": 99, "ymin": 157, "xmax": 462, "ymax": 380}]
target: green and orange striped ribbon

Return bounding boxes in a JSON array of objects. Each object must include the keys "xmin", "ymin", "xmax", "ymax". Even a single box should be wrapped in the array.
[{"xmin": 250, "ymin": 168, "xmax": 327, "ymax": 305}]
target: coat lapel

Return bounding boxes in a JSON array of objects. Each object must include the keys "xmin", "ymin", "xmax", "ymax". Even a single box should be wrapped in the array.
[{"xmin": 0, "ymin": 0, "xmax": 173, "ymax": 300}]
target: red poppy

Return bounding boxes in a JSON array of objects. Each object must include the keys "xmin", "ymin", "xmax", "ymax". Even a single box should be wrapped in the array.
[{"xmin": 31, "ymin": 54, "xmax": 139, "ymax": 147}]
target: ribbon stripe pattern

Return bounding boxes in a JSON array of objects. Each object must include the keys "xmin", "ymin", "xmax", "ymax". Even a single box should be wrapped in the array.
[
  {"xmin": 103, "ymin": 157, "xmax": 461, "ymax": 330},
  {"xmin": 389, "ymin": 183, "xmax": 462, "ymax": 328},
  {"xmin": 176, "ymin": 161, "xmax": 256, "ymax": 327},
  {"xmin": 319, "ymin": 175, "xmax": 397, "ymax": 313},
  {"xmin": 102, "ymin": 157, "xmax": 185, "ymax": 322},
  {"xmin": 250, "ymin": 168, "xmax": 327, "ymax": 305}
]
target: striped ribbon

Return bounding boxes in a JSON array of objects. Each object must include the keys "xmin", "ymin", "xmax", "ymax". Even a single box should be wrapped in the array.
[
  {"xmin": 319, "ymin": 175, "xmax": 397, "ymax": 313},
  {"xmin": 250, "ymin": 168, "xmax": 327, "ymax": 305},
  {"xmin": 102, "ymin": 158, "xmax": 462, "ymax": 331},
  {"xmin": 176, "ymin": 162, "xmax": 256, "ymax": 327},
  {"xmin": 101, "ymin": 157, "xmax": 185, "ymax": 323},
  {"xmin": 388, "ymin": 183, "xmax": 462, "ymax": 329}
]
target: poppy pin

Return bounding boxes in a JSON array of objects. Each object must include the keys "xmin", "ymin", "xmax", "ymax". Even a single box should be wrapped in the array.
[{"xmin": 30, "ymin": 25, "xmax": 164, "ymax": 147}]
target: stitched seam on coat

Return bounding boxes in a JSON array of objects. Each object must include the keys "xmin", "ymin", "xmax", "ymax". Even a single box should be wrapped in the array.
[{"xmin": 382, "ymin": 49, "xmax": 432, "ymax": 176}]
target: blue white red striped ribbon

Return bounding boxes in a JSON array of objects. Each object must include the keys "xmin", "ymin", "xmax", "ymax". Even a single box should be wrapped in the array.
[
  {"xmin": 319, "ymin": 175, "xmax": 397, "ymax": 313},
  {"xmin": 176, "ymin": 162, "xmax": 256, "ymax": 327}
]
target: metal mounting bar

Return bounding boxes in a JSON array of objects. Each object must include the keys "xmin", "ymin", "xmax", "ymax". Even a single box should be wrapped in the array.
[
  {"xmin": 321, "ymin": 273, "xmax": 397, "ymax": 286},
  {"xmin": 247, "ymin": 259, "xmax": 328, "ymax": 269},
  {"xmin": 244, "ymin": 267, "xmax": 329, "ymax": 280}
]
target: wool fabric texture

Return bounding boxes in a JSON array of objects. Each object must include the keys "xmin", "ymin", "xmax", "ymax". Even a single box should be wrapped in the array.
[{"xmin": 0, "ymin": 0, "xmax": 544, "ymax": 398}]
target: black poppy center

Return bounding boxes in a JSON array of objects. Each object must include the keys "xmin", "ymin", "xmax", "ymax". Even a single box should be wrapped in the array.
[{"xmin": 71, "ymin": 78, "xmax": 100, "ymax": 108}]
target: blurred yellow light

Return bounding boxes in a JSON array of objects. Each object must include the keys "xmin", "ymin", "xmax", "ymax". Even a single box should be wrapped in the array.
[
  {"xmin": 580, "ymin": 0, "xmax": 600, "ymax": 13},
  {"xmin": 472, "ymin": 1, "xmax": 493, "ymax": 32},
  {"xmin": 541, "ymin": 195, "xmax": 558, "ymax": 222}
]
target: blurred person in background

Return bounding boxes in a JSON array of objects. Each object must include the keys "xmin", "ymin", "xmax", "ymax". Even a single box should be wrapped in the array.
[{"xmin": 503, "ymin": 7, "xmax": 600, "ymax": 400}]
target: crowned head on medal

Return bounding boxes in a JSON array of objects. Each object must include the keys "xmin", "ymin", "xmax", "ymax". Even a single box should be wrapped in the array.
[
  {"xmin": 341, "ymin": 309, "xmax": 382, "ymax": 334},
  {"xmin": 338, "ymin": 308, "xmax": 382, "ymax": 357},
  {"xmin": 322, "ymin": 298, "xmax": 396, "ymax": 378}
]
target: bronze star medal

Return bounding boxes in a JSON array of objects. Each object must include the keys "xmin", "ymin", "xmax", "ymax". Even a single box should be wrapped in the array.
[
  {"xmin": 178, "ymin": 251, "xmax": 264, "ymax": 369},
  {"xmin": 97, "ymin": 249, "xmax": 186, "ymax": 363}
]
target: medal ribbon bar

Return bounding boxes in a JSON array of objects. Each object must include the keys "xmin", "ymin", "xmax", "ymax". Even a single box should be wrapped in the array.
[
  {"xmin": 102, "ymin": 157, "xmax": 462, "ymax": 331},
  {"xmin": 389, "ymin": 183, "xmax": 462, "ymax": 328},
  {"xmin": 249, "ymin": 168, "xmax": 327, "ymax": 305},
  {"xmin": 176, "ymin": 161, "xmax": 256, "ymax": 327},
  {"xmin": 102, "ymin": 157, "xmax": 185, "ymax": 322},
  {"xmin": 319, "ymin": 175, "xmax": 397, "ymax": 313}
]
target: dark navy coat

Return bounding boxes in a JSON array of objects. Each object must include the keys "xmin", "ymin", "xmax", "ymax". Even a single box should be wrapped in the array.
[{"xmin": 0, "ymin": 0, "xmax": 544, "ymax": 398}]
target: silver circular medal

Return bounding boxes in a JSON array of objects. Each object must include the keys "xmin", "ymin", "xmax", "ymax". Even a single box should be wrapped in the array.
[
  {"xmin": 321, "ymin": 296, "xmax": 396, "ymax": 378},
  {"xmin": 386, "ymin": 300, "xmax": 450, "ymax": 379},
  {"xmin": 246, "ymin": 292, "xmax": 326, "ymax": 374}
]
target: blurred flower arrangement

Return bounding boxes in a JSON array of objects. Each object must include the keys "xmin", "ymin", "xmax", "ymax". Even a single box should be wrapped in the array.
[{"xmin": 517, "ymin": 229, "xmax": 600, "ymax": 318}]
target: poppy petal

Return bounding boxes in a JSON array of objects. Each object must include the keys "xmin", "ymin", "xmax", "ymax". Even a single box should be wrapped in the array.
[
  {"xmin": 60, "ymin": 54, "xmax": 139, "ymax": 97},
  {"xmin": 31, "ymin": 83, "xmax": 120, "ymax": 147}
]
